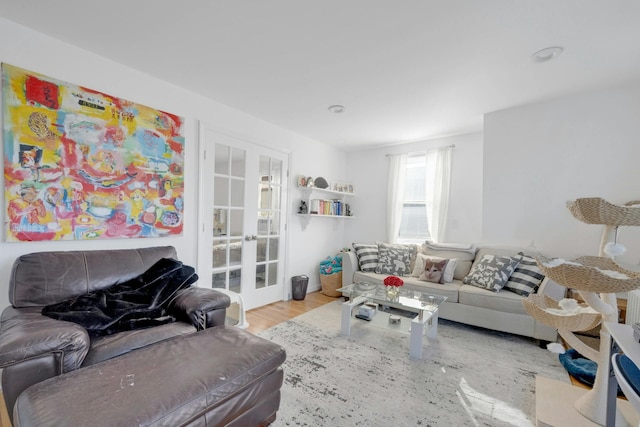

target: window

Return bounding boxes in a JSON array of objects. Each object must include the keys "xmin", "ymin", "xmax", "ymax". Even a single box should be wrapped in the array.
[{"xmin": 398, "ymin": 154, "xmax": 430, "ymax": 242}]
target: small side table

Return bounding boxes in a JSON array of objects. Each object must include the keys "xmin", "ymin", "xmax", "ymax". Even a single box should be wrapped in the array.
[{"xmin": 603, "ymin": 322, "xmax": 640, "ymax": 425}]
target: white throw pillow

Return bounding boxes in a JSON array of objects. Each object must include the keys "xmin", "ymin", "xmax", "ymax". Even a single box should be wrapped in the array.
[{"xmin": 412, "ymin": 253, "xmax": 457, "ymax": 283}]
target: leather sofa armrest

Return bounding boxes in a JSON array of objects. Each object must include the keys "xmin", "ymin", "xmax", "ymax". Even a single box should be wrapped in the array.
[
  {"xmin": 0, "ymin": 307, "xmax": 90, "ymax": 419},
  {"xmin": 342, "ymin": 251, "xmax": 359, "ymax": 288},
  {"xmin": 0, "ymin": 307, "xmax": 90, "ymax": 372},
  {"xmin": 167, "ymin": 287, "xmax": 231, "ymax": 330}
]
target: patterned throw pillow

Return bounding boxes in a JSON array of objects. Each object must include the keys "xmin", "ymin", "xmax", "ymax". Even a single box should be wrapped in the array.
[
  {"xmin": 503, "ymin": 253, "xmax": 545, "ymax": 296},
  {"xmin": 419, "ymin": 258, "xmax": 449, "ymax": 283},
  {"xmin": 352, "ymin": 243, "xmax": 379, "ymax": 272},
  {"xmin": 375, "ymin": 243, "xmax": 416, "ymax": 276},
  {"xmin": 412, "ymin": 253, "xmax": 457, "ymax": 283},
  {"xmin": 462, "ymin": 254, "xmax": 522, "ymax": 292}
]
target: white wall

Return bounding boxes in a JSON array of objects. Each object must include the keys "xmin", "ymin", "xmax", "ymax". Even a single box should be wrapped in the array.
[
  {"xmin": 484, "ymin": 81, "xmax": 640, "ymax": 265},
  {"xmin": 289, "ymin": 142, "xmax": 347, "ymax": 292},
  {"xmin": 344, "ymin": 132, "xmax": 484, "ymax": 246},
  {"xmin": 0, "ymin": 18, "xmax": 346, "ymax": 309}
]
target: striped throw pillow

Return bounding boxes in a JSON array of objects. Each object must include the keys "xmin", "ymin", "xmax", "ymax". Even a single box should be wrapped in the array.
[
  {"xmin": 503, "ymin": 253, "xmax": 545, "ymax": 296},
  {"xmin": 352, "ymin": 243, "xmax": 379, "ymax": 272}
]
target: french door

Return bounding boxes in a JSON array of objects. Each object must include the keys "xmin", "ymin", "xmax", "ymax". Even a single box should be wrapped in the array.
[{"xmin": 198, "ymin": 126, "xmax": 289, "ymax": 310}]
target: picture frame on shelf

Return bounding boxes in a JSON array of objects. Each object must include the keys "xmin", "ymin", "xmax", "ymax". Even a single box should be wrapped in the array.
[{"xmin": 331, "ymin": 181, "xmax": 354, "ymax": 193}]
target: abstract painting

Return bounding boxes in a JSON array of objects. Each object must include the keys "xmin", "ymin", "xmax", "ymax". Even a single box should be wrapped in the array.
[{"xmin": 2, "ymin": 63, "xmax": 185, "ymax": 241}]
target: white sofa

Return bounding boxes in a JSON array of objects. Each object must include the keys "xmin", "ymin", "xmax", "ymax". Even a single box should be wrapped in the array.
[{"xmin": 342, "ymin": 243, "xmax": 566, "ymax": 342}]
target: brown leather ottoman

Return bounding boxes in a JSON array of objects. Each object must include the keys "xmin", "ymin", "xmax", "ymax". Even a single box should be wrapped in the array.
[{"xmin": 13, "ymin": 326, "xmax": 286, "ymax": 427}]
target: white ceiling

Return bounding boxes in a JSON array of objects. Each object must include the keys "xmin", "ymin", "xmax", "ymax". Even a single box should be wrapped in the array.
[{"xmin": 2, "ymin": 1, "xmax": 640, "ymax": 151}]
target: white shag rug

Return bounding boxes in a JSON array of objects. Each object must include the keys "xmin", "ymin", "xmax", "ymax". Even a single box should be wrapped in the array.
[{"xmin": 259, "ymin": 300, "xmax": 569, "ymax": 427}]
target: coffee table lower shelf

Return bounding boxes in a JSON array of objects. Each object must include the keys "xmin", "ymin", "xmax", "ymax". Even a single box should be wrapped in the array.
[{"xmin": 340, "ymin": 296, "xmax": 439, "ymax": 359}]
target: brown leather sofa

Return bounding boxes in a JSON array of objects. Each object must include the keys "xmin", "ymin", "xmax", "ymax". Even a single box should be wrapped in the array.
[{"xmin": 0, "ymin": 246, "xmax": 286, "ymax": 426}]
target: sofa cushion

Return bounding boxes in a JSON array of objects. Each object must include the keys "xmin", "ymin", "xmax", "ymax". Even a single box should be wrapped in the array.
[
  {"xmin": 83, "ymin": 321, "xmax": 196, "ymax": 366},
  {"xmin": 14, "ymin": 326, "xmax": 287, "ymax": 427},
  {"xmin": 503, "ymin": 253, "xmax": 545, "ymax": 297},
  {"xmin": 375, "ymin": 243, "xmax": 416, "ymax": 276},
  {"xmin": 352, "ymin": 271, "xmax": 460, "ymax": 302},
  {"xmin": 463, "ymin": 254, "xmax": 521, "ymax": 292},
  {"xmin": 418, "ymin": 244, "xmax": 476, "ymax": 280},
  {"xmin": 352, "ymin": 243, "xmax": 379, "ymax": 272},
  {"xmin": 412, "ymin": 253, "xmax": 457, "ymax": 283},
  {"xmin": 419, "ymin": 258, "xmax": 449, "ymax": 283},
  {"xmin": 458, "ymin": 284, "xmax": 528, "ymax": 315}
]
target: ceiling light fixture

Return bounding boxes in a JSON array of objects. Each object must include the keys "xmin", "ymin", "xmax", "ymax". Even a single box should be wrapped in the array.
[
  {"xmin": 328, "ymin": 105, "xmax": 345, "ymax": 113},
  {"xmin": 532, "ymin": 46, "xmax": 564, "ymax": 63}
]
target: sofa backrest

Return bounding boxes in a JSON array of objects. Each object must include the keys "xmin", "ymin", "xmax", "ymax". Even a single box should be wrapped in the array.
[
  {"xmin": 418, "ymin": 246, "xmax": 476, "ymax": 280},
  {"xmin": 470, "ymin": 245, "xmax": 538, "ymax": 271},
  {"xmin": 10, "ymin": 246, "xmax": 178, "ymax": 308}
]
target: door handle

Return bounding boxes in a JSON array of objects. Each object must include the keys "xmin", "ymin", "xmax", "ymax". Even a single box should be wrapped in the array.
[
  {"xmin": 251, "ymin": 235, "xmax": 258, "ymax": 241},
  {"xmin": 245, "ymin": 235, "xmax": 258, "ymax": 241}
]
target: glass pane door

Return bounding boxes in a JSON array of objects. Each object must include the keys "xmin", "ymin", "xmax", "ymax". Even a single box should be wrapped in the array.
[
  {"xmin": 199, "ymin": 125, "xmax": 289, "ymax": 311},
  {"xmin": 255, "ymin": 155, "xmax": 283, "ymax": 290},
  {"xmin": 212, "ymin": 144, "xmax": 245, "ymax": 294}
]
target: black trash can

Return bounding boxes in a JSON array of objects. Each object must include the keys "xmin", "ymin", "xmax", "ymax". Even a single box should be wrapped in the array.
[{"xmin": 291, "ymin": 275, "xmax": 309, "ymax": 300}]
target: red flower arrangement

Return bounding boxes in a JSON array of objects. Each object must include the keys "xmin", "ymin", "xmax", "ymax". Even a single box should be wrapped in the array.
[{"xmin": 384, "ymin": 275, "xmax": 404, "ymax": 287}]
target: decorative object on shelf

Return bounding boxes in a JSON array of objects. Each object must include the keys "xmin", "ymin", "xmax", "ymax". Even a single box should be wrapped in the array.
[
  {"xmin": 314, "ymin": 177, "xmax": 329, "ymax": 189},
  {"xmin": 297, "ymin": 175, "xmax": 307, "ymax": 187},
  {"xmin": 384, "ymin": 275, "xmax": 404, "ymax": 301},
  {"xmin": 330, "ymin": 181, "xmax": 354, "ymax": 193},
  {"xmin": 523, "ymin": 197, "xmax": 640, "ymax": 425},
  {"xmin": 306, "ymin": 177, "xmax": 314, "ymax": 187},
  {"xmin": 298, "ymin": 200, "xmax": 308, "ymax": 214}
]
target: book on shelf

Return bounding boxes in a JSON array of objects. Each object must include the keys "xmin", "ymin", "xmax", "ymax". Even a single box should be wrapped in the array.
[{"xmin": 307, "ymin": 199, "xmax": 351, "ymax": 216}]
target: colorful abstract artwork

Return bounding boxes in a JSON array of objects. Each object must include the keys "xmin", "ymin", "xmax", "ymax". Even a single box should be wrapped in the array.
[{"xmin": 2, "ymin": 64, "xmax": 185, "ymax": 242}]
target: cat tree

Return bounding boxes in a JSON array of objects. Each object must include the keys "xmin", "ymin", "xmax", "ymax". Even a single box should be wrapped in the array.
[{"xmin": 523, "ymin": 197, "xmax": 640, "ymax": 426}]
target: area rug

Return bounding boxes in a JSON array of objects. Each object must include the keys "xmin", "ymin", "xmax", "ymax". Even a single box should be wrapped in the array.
[{"xmin": 258, "ymin": 300, "xmax": 569, "ymax": 426}]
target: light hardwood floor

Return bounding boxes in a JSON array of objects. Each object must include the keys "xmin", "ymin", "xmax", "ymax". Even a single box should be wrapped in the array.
[
  {"xmin": 246, "ymin": 291, "xmax": 337, "ymax": 334},
  {"xmin": 0, "ymin": 291, "xmax": 336, "ymax": 427}
]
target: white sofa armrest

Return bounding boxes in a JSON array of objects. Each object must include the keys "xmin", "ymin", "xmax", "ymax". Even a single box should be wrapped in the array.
[
  {"xmin": 537, "ymin": 277, "xmax": 567, "ymax": 301},
  {"xmin": 342, "ymin": 251, "xmax": 359, "ymax": 288}
]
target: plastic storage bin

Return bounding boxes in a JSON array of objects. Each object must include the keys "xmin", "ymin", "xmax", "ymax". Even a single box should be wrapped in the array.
[{"xmin": 291, "ymin": 275, "xmax": 309, "ymax": 300}]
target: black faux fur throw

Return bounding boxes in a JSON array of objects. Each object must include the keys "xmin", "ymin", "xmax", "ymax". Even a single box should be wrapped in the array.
[{"xmin": 42, "ymin": 258, "xmax": 198, "ymax": 337}]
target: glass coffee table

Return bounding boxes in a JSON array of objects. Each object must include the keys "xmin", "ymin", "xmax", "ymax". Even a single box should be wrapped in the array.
[{"xmin": 336, "ymin": 282, "xmax": 447, "ymax": 359}]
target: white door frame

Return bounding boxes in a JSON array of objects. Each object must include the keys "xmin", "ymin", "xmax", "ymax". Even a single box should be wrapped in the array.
[{"xmin": 197, "ymin": 122, "xmax": 291, "ymax": 309}]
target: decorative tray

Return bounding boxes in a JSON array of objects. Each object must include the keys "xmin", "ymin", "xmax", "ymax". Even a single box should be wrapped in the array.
[{"xmin": 354, "ymin": 282, "xmax": 376, "ymax": 292}]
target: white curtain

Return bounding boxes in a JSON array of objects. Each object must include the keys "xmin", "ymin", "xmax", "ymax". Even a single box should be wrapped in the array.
[
  {"xmin": 425, "ymin": 146, "xmax": 452, "ymax": 243},
  {"xmin": 386, "ymin": 153, "xmax": 407, "ymax": 243}
]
